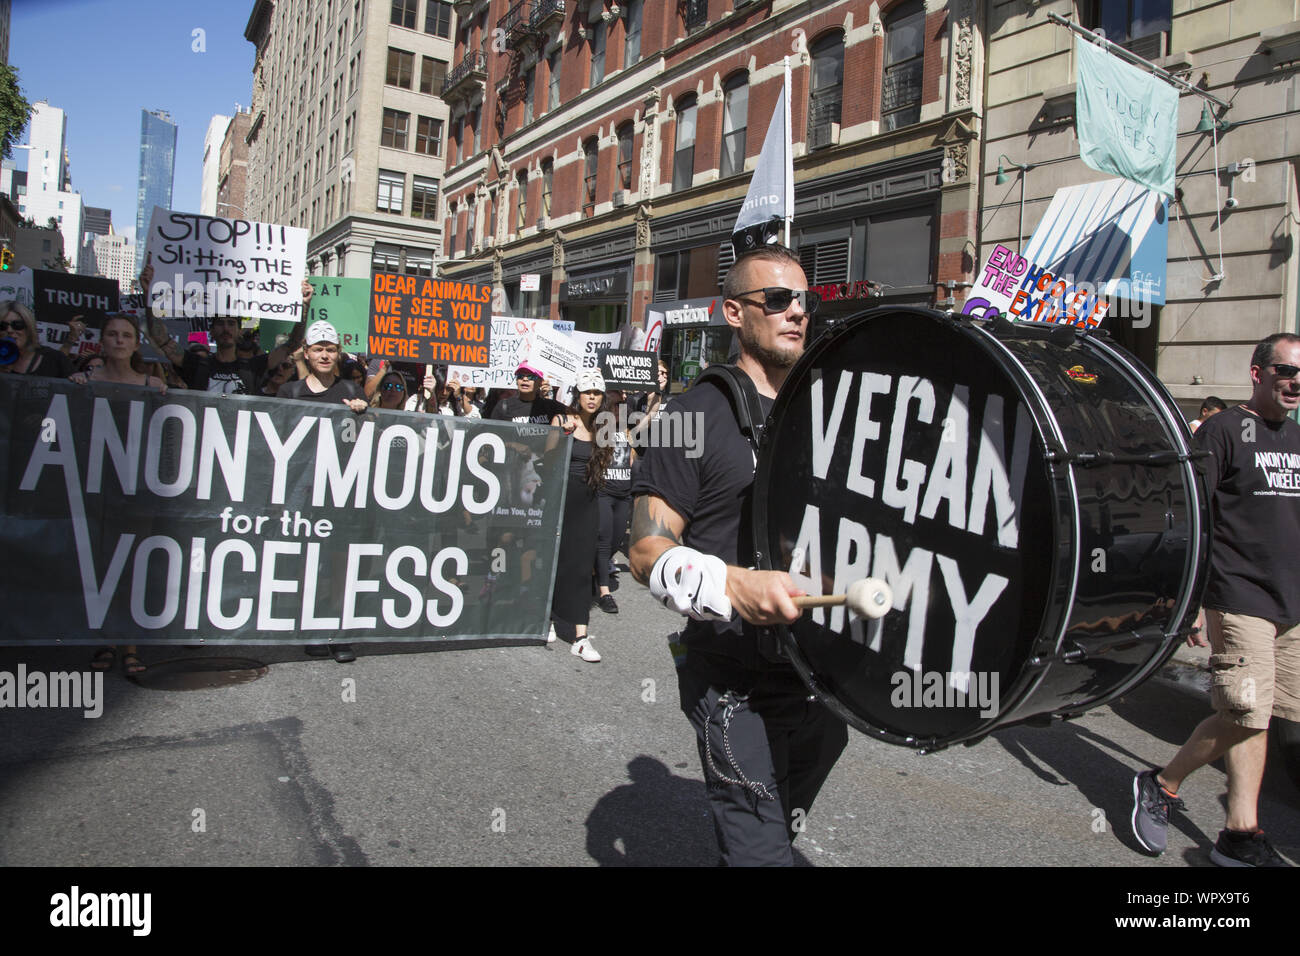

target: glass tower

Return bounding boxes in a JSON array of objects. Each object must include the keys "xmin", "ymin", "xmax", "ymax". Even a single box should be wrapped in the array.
[{"xmin": 135, "ymin": 109, "xmax": 177, "ymax": 274}]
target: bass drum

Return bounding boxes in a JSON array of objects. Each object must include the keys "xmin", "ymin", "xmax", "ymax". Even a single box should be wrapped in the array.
[{"xmin": 752, "ymin": 308, "xmax": 1209, "ymax": 751}]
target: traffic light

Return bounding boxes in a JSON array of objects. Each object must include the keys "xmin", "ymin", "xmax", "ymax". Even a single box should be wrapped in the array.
[{"xmin": 0, "ymin": 248, "xmax": 12, "ymax": 271}]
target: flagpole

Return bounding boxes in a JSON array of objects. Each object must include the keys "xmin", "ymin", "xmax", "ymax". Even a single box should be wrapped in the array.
[{"xmin": 783, "ymin": 56, "xmax": 792, "ymax": 247}]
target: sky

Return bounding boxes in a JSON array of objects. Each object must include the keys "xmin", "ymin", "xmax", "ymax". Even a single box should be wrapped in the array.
[{"xmin": 9, "ymin": 0, "xmax": 257, "ymax": 241}]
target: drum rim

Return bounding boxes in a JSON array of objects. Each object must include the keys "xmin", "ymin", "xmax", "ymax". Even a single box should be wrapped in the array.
[{"xmin": 753, "ymin": 306, "xmax": 1072, "ymax": 750}]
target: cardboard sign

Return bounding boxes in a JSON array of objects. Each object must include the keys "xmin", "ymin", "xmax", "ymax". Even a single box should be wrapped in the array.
[
  {"xmin": 368, "ymin": 272, "xmax": 491, "ymax": 365},
  {"xmin": 260, "ymin": 276, "xmax": 370, "ymax": 353},
  {"xmin": 0, "ymin": 266, "xmax": 35, "ymax": 310},
  {"xmin": 144, "ymin": 207, "xmax": 308, "ymax": 320},
  {"xmin": 572, "ymin": 330, "xmax": 621, "ymax": 372},
  {"xmin": 600, "ymin": 349, "xmax": 657, "ymax": 389},
  {"xmin": 31, "ymin": 270, "xmax": 120, "ymax": 325},
  {"xmin": 525, "ymin": 321, "xmax": 580, "ymax": 387},
  {"xmin": 446, "ymin": 316, "xmax": 574, "ymax": 389}
]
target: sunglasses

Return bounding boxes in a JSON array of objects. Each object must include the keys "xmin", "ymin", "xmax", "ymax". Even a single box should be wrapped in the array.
[
  {"xmin": 1269, "ymin": 363, "xmax": 1300, "ymax": 379},
  {"xmin": 732, "ymin": 287, "xmax": 820, "ymax": 316},
  {"xmin": 0, "ymin": 320, "xmax": 26, "ymax": 332},
  {"xmin": 382, "ymin": 382, "xmax": 406, "ymax": 391},
  {"xmin": 516, "ymin": 372, "xmax": 541, "ymax": 381}
]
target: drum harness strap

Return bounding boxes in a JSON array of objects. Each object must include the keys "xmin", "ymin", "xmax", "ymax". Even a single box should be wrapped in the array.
[{"xmin": 693, "ymin": 366, "xmax": 779, "ymax": 802}]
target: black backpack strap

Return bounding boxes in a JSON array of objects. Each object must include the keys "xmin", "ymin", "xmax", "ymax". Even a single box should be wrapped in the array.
[{"xmin": 693, "ymin": 365, "xmax": 765, "ymax": 457}]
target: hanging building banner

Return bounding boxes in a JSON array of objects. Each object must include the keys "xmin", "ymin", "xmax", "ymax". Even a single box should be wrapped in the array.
[
  {"xmin": 144, "ymin": 207, "xmax": 309, "ymax": 320},
  {"xmin": 1075, "ymin": 37, "xmax": 1179, "ymax": 197},
  {"xmin": 964, "ymin": 178, "xmax": 1168, "ymax": 325},
  {"xmin": 0, "ymin": 378, "xmax": 567, "ymax": 646}
]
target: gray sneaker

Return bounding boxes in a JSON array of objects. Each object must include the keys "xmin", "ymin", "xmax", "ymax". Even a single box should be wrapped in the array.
[{"xmin": 1131, "ymin": 769, "xmax": 1184, "ymax": 855}]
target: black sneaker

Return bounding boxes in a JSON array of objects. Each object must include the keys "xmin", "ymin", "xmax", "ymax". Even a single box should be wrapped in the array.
[
  {"xmin": 608, "ymin": 573, "xmax": 620, "ymax": 593},
  {"xmin": 1210, "ymin": 829, "xmax": 1291, "ymax": 867},
  {"xmin": 596, "ymin": 594, "xmax": 619, "ymax": 614},
  {"xmin": 1131, "ymin": 769, "xmax": 1184, "ymax": 855},
  {"xmin": 330, "ymin": 644, "xmax": 357, "ymax": 663}
]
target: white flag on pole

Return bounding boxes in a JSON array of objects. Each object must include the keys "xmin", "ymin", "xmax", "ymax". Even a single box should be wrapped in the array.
[{"xmin": 731, "ymin": 59, "xmax": 794, "ymax": 257}]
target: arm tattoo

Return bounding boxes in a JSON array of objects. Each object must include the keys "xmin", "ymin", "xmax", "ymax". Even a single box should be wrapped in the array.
[{"xmin": 631, "ymin": 496, "xmax": 682, "ymax": 547}]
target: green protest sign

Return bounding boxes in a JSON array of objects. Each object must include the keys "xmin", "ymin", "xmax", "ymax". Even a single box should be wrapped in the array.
[{"xmin": 259, "ymin": 276, "xmax": 370, "ymax": 352}]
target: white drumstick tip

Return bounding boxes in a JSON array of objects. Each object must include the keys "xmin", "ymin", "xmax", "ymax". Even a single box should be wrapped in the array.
[{"xmin": 845, "ymin": 578, "xmax": 893, "ymax": 619}]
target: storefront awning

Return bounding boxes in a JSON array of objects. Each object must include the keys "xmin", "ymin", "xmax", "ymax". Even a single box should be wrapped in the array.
[{"xmin": 1023, "ymin": 178, "xmax": 1168, "ymax": 305}]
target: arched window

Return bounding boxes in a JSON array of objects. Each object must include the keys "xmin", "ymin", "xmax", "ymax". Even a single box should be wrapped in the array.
[
  {"xmin": 583, "ymin": 138, "xmax": 599, "ymax": 216},
  {"xmin": 617, "ymin": 122, "xmax": 635, "ymax": 191},
  {"xmin": 807, "ymin": 32, "xmax": 843, "ymax": 150},
  {"xmin": 673, "ymin": 95, "xmax": 697, "ymax": 192},
  {"xmin": 721, "ymin": 72, "xmax": 748, "ymax": 178},
  {"xmin": 882, "ymin": 1, "xmax": 925, "ymax": 131}
]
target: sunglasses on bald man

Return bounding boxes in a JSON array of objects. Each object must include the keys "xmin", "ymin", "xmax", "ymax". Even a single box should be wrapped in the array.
[{"xmin": 732, "ymin": 286, "xmax": 821, "ymax": 316}]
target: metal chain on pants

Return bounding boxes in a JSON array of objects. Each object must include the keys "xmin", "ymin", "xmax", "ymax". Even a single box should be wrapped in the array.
[{"xmin": 703, "ymin": 690, "xmax": 777, "ymax": 801}]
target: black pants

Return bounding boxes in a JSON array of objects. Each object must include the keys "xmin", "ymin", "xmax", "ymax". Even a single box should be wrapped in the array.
[
  {"xmin": 595, "ymin": 493, "xmax": 631, "ymax": 588},
  {"xmin": 677, "ymin": 654, "xmax": 848, "ymax": 866}
]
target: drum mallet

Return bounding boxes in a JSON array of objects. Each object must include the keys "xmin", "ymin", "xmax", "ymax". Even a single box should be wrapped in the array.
[{"xmin": 793, "ymin": 578, "xmax": 894, "ymax": 619}]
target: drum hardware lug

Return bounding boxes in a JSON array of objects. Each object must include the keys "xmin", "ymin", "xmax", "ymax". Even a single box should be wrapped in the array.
[{"xmin": 1060, "ymin": 644, "xmax": 1088, "ymax": 664}]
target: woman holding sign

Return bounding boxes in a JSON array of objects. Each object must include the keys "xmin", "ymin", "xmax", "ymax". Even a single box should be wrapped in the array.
[
  {"xmin": 0, "ymin": 301, "xmax": 72, "ymax": 378},
  {"xmin": 68, "ymin": 313, "xmax": 166, "ymax": 392},
  {"xmin": 547, "ymin": 369, "xmax": 613, "ymax": 663}
]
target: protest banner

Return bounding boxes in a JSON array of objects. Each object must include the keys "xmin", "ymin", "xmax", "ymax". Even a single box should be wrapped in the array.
[
  {"xmin": 964, "ymin": 178, "xmax": 1168, "ymax": 327},
  {"xmin": 0, "ymin": 377, "xmax": 567, "ymax": 646},
  {"xmin": 525, "ymin": 321, "xmax": 581, "ymax": 388},
  {"xmin": 572, "ymin": 330, "xmax": 621, "ymax": 373},
  {"xmin": 144, "ymin": 207, "xmax": 308, "ymax": 320},
  {"xmin": 446, "ymin": 316, "xmax": 574, "ymax": 390},
  {"xmin": 260, "ymin": 276, "xmax": 369, "ymax": 353},
  {"xmin": 368, "ymin": 272, "xmax": 492, "ymax": 365},
  {"xmin": 0, "ymin": 265, "xmax": 33, "ymax": 309},
  {"xmin": 600, "ymin": 349, "xmax": 657, "ymax": 390},
  {"xmin": 32, "ymin": 270, "xmax": 120, "ymax": 324}
]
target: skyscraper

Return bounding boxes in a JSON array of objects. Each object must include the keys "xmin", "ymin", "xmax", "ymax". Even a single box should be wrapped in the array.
[
  {"xmin": 135, "ymin": 108, "xmax": 176, "ymax": 274},
  {"xmin": 22, "ymin": 101, "xmax": 84, "ymax": 272}
]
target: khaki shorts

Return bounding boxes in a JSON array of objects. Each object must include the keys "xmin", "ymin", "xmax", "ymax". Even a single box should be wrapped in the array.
[{"xmin": 1206, "ymin": 610, "xmax": 1300, "ymax": 729}]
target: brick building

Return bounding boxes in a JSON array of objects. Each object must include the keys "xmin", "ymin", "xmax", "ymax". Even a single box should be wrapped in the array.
[
  {"xmin": 218, "ymin": 110, "xmax": 253, "ymax": 219},
  {"xmin": 438, "ymin": 0, "xmax": 984, "ymax": 373}
]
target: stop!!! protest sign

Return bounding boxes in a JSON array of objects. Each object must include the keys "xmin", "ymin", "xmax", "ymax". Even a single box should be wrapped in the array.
[{"xmin": 368, "ymin": 272, "xmax": 492, "ymax": 366}]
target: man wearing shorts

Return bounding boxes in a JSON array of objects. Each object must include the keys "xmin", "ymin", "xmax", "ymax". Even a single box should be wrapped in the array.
[{"xmin": 1130, "ymin": 332, "xmax": 1300, "ymax": 867}]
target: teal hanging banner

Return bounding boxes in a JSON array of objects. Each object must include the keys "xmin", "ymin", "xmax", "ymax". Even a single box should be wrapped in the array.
[{"xmin": 1075, "ymin": 37, "xmax": 1178, "ymax": 197}]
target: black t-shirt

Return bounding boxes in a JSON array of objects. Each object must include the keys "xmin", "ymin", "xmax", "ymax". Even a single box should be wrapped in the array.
[
  {"xmin": 183, "ymin": 350, "xmax": 269, "ymax": 395},
  {"xmin": 24, "ymin": 346, "xmax": 72, "ymax": 379},
  {"xmin": 1197, "ymin": 405, "xmax": 1300, "ymax": 625},
  {"xmin": 489, "ymin": 394, "xmax": 567, "ymax": 425},
  {"xmin": 632, "ymin": 372, "xmax": 780, "ymax": 674},
  {"xmin": 602, "ymin": 431, "xmax": 633, "ymax": 497},
  {"xmin": 276, "ymin": 377, "xmax": 366, "ymax": 404}
]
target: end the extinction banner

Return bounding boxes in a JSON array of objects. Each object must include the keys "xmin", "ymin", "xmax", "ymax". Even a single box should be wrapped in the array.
[{"xmin": 0, "ymin": 378, "xmax": 568, "ymax": 645}]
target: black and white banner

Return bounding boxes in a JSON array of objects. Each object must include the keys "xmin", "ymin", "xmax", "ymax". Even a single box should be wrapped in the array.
[{"xmin": 0, "ymin": 378, "xmax": 568, "ymax": 645}]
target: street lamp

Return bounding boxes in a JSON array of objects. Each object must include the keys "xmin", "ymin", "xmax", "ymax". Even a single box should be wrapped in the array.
[
  {"xmin": 216, "ymin": 201, "xmax": 245, "ymax": 217},
  {"xmin": 995, "ymin": 154, "xmax": 1035, "ymax": 253}
]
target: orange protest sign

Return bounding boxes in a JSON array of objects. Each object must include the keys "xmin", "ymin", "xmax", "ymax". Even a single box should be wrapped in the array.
[{"xmin": 367, "ymin": 272, "xmax": 492, "ymax": 365}]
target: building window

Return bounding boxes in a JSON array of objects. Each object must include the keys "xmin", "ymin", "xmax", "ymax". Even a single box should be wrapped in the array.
[
  {"xmin": 390, "ymin": 0, "xmax": 416, "ymax": 29},
  {"xmin": 583, "ymin": 138, "xmax": 598, "ymax": 216},
  {"xmin": 411, "ymin": 175, "xmax": 439, "ymax": 219},
  {"xmin": 589, "ymin": 20, "xmax": 606, "ymax": 87},
  {"xmin": 673, "ymin": 95, "xmax": 697, "ymax": 192},
  {"xmin": 344, "ymin": 113, "xmax": 354, "ymax": 152},
  {"xmin": 547, "ymin": 50, "xmax": 562, "ymax": 112},
  {"xmin": 882, "ymin": 2, "xmax": 924, "ymax": 132},
  {"xmin": 617, "ymin": 122, "xmax": 634, "ymax": 191},
  {"xmin": 420, "ymin": 57, "xmax": 447, "ymax": 94},
  {"xmin": 387, "ymin": 48, "xmax": 414, "ymax": 87},
  {"xmin": 377, "ymin": 169, "xmax": 404, "ymax": 213},
  {"xmin": 328, "ymin": 131, "xmax": 337, "ymax": 167},
  {"xmin": 682, "ymin": 0, "xmax": 707, "ymax": 32},
  {"xmin": 447, "ymin": 201, "xmax": 457, "ymax": 256},
  {"xmin": 406, "ymin": 248, "xmax": 434, "ymax": 276},
  {"xmin": 516, "ymin": 171, "xmax": 528, "ymax": 231},
  {"xmin": 467, "ymin": 202, "xmax": 477, "ymax": 251},
  {"xmin": 471, "ymin": 108, "xmax": 481, "ymax": 154},
  {"xmin": 332, "ymin": 77, "xmax": 341, "ymax": 113},
  {"xmin": 1085, "ymin": 0, "xmax": 1171, "ymax": 59},
  {"xmin": 381, "ymin": 108, "xmax": 409, "ymax": 149},
  {"xmin": 721, "ymin": 73, "xmax": 748, "ymax": 178},
  {"xmin": 416, "ymin": 116, "xmax": 443, "ymax": 155},
  {"xmin": 624, "ymin": 0, "xmax": 643, "ymax": 66},
  {"xmin": 541, "ymin": 159, "xmax": 553, "ymax": 217},
  {"xmin": 425, "ymin": 0, "xmax": 452, "ymax": 37},
  {"xmin": 523, "ymin": 67, "xmax": 535, "ymax": 125},
  {"xmin": 373, "ymin": 243, "xmax": 402, "ymax": 271},
  {"xmin": 808, "ymin": 32, "xmax": 844, "ymax": 150}
]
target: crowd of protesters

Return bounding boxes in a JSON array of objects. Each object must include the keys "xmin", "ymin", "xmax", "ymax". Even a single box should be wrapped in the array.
[{"xmin": 0, "ymin": 262, "xmax": 671, "ymax": 674}]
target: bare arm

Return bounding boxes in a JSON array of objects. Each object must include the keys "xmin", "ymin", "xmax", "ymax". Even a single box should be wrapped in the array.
[
  {"xmin": 631, "ymin": 493, "xmax": 803, "ymax": 626},
  {"xmin": 265, "ymin": 279, "xmax": 312, "ymax": 369}
]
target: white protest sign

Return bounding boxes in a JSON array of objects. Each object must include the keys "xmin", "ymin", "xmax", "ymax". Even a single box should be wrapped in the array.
[
  {"xmin": 571, "ymin": 330, "xmax": 622, "ymax": 373},
  {"xmin": 0, "ymin": 266, "xmax": 34, "ymax": 309},
  {"xmin": 447, "ymin": 316, "xmax": 574, "ymax": 389},
  {"xmin": 520, "ymin": 273, "xmax": 541, "ymax": 292},
  {"xmin": 526, "ymin": 321, "xmax": 581, "ymax": 388},
  {"xmin": 144, "ymin": 207, "xmax": 308, "ymax": 321}
]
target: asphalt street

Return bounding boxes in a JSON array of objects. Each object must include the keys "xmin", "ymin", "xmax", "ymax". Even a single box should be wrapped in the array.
[{"xmin": 1, "ymin": 570, "xmax": 1297, "ymax": 867}]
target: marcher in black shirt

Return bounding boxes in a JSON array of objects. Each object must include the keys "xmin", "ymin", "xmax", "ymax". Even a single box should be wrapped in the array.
[{"xmin": 489, "ymin": 363, "xmax": 566, "ymax": 424}]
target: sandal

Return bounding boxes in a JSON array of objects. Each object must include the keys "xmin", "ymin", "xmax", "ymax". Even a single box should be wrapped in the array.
[
  {"xmin": 122, "ymin": 654, "xmax": 146, "ymax": 675},
  {"xmin": 90, "ymin": 648, "xmax": 115, "ymax": 671}
]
